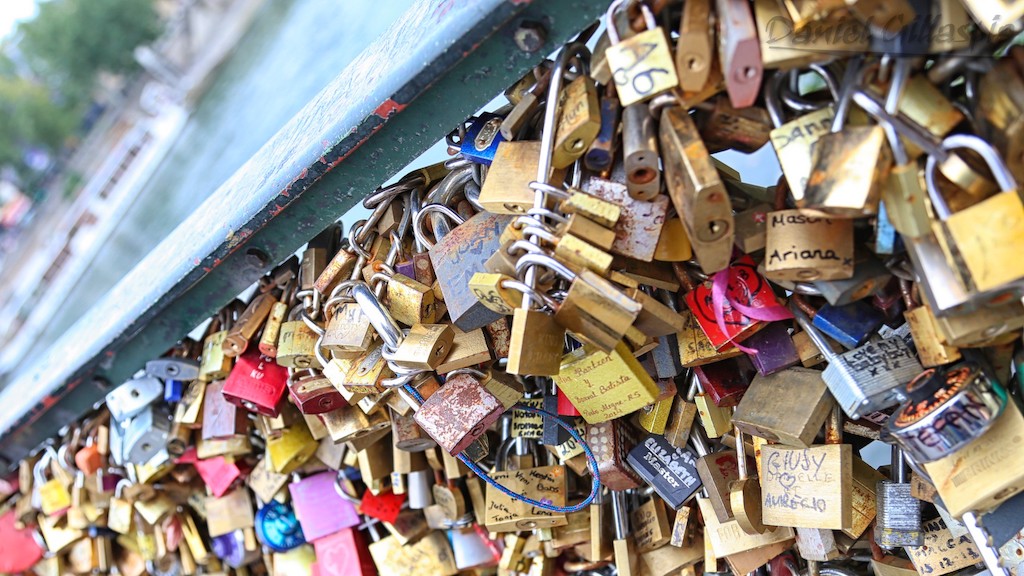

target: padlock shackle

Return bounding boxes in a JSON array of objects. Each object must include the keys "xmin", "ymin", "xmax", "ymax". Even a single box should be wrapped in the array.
[
  {"xmin": 851, "ymin": 89, "xmax": 940, "ymax": 165},
  {"xmin": 351, "ymin": 282, "xmax": 403, "ymax": 351},
  {"xmin": 605, "ymin": 0, "xmax": 656, "ymax": 45},
  {"xmin": 413, "ymin": 203, "xmax": 465, "ymax": 249},
  {"xmin": 610, "ymin": 489, "xmax": 630, "ymax": 538},
  {"xmin": 515, "ymin": 252, "xmax": 576, "ymax": 283}
]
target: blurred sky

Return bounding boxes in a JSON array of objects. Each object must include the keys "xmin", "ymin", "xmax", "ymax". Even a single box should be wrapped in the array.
[{"xmin": 0, "ymin": 0, "xmax": 36, "ymax": 38}]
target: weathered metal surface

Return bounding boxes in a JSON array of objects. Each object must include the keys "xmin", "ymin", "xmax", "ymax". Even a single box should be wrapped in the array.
[{"xmin": 0, "ymin": 0, "xmax": 605, "ymax": 468}]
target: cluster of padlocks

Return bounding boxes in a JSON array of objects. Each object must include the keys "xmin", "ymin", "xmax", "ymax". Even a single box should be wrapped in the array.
[{"xmin": 5, "ymin": 0, "xmax": 1024, "ymax": 574}]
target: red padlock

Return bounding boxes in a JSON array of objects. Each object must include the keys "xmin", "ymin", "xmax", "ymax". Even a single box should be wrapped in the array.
[
  {"xmin": 0, "ymin": 510, "xmax": 44, "ymax": 573},
  {"xmin": 360, "ymin": 489, "xmax": 406, "ymax": 524},
  {"xmin": 556, "ymin": 386, "xmax": 581, "ymax": 417},
  {"xmin": 222, "ymin": 348, "xmax": 288, "ymax": 417},
  {"xmin": 683, "ymin": 254, "xmax": 789, "ymax": 350},
  {"xmin": 287, "ymin": 371, "xmax": 346, "ymax": 415}
]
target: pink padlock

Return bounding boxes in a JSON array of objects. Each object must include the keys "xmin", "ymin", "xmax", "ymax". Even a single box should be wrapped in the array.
[{"xmin": 288, "ymin": 471, "xmax": 360, "ymax": 541}]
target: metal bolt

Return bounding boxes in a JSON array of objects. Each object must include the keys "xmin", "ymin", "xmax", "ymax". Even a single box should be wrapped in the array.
[
  {"xmin": 245, "ymin": 247, "xmax": 270, "ymax": 268},
  {"xmin": 513, "ymin": 21, "xmax": 547, "ymax": 53}
]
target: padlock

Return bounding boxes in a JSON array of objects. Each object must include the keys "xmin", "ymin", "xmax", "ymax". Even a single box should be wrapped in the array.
[
  {"xmin": 146, "ymin": 357, "xmax": 200, "ymax": 382},
  {"xmin": 715, "ymin": 0, "xmax": 762, "ymax": 108},
  {"xmin": 901, "ymin": 280, "xmax": 962, "ymax": 368},
  {"xmin": 33, "ymin": 448, "xmax": 71, "ymax": 517},
  {"xmin": 760, "ymin": 407, "xmax": 853, "ymax": 530},
  {"xmin": 728, "ymin": 427, "xmax": 766, "ymax": 535},
  {"xmin": 428, "ymin": 210, "xmax": 511, "ymax": 331},
  {"xmin": 742, "ymin": 321, "xmax": 801, "ymax": 376},
  {"xmin": 875, "ymin": 446, "xmax": 923, "ymax": 548},
  {"xmin": 733, "ymin": 365, "xmax": 834, "ymax": 447},
  {"xmin": 851, "ymin": 80, "xmax": 933, "ymax": 240},
  {"xmin": 978, "ymin": 47, "xmax": 1024, "ymax": 184},
  {"xmin": 265, "ymin": 416, "xmax": 318, "ymax": 475},
  {"xmin": 676, "ymin": 0, "xmax": 712, "ymax": 91},
  {"xmin": 458, "ymin": 112, "xmax": 504, "ymax": 165},
  {"xmin": 694, "ymin": 356, "xmax": 755, "ymax": 407},
  {"xmin": 586, "ymin": 418, "xmax": 642, "ymax": 491},
  {"xmin": 389, "ymin": 323, "xmax": 454, "ymax": 371},
  {"xmin": 794, "ymin": 306, "xmax": 920, "ymax": 420},
  {"xmin": 553, "ymin": 70, "xmax": 600, "ymax": 170},
  {"xmin": 696, "ymin": 95, "xmax": 773, "ymax": 155},
  {"xmin": 811, "ymin": 251, "xmax": 892, "ymax": 307},
  {"xmin": 627, "ymin": 434, "xmax": 703, "ymax": 510},
  {"xmin": 797, "ymin": 297, "xmax": 885, "ymax": 350},
  {"xmin": 259, "ymin": 298, "xmax": 289, "ymax": 358},
  {"xmin": 883, "ymin": 362, "xmax": 1007, "ymax": 464},
  {"xmin": 765, "ymin": 68, "xmax": 839, "ymax": 208},
  {"xmin": 585, "ymin": 84, "xmax": 622, "ymax": 171},
  {"xmin": 804, "ymin": 62, "xmax": 891, "ymax": 217},
  {"xmin": 205, "ymin": 488, "xmax": 255, "ymax": 539},
  {"xmin": 610, "ymin": 489, "xmax": 641, "ymax": 576},
  {"xmin": 287, "ymin": 370, "xmax": 345, "ymax": 415},
  {"xmin": 223, "ymin": 292, "xmax": 276, "ymax": 357},
  {"xmin": 683, "ymin": 255, "xmax": 785, "ymax": 350},
  {"xmin": 660, "ymin": 106, "xmax": 734, "ymax": 274},
  {"xmin": 604, "ymin": 0, "xmax": 679, "ymax": 107},
  {"xmin": 287, "ymin": 471, "xmax": 360, "ymax": 542},
  {"xmin": 411, "ymin": 370, "xmax": 503, "ymax": 456},
  {"xmin": 754, "ymin": 0, "xmax": 861, "ymax": 70},
  {"xmin": 554, "ymin": 340, "xmax": 658, "ymax": 423},
  {"xmin": 277, "ymin": 307, "xmax": 324, "ymax": 370},
  {"xmin": 692, "ymin": 429, "xmax": 739, "ymax": 523},
  {"xmin": 199, "ymin": 312, "xmax": 235, "ymax": 381},
  {"xmin": 484, "ymin": 461, "xmax": 567, "ymax": 532},
  {"xmin": 121, "ymin": 404, "xmax": 172, "ymax": 465},
  {"xmin": 926, "ymin": 134, "xmax": 1024, "ymax": 304},
  {"xmin": 221, "ymin": 347, "xmax": 288, "ymax": 417},
  {"xmin": 517, "ymin": 253, "xmax": 641, "ymax": 353},
  {"xmin": 621, "ymin": 102, "xmax": 661, "ymax": 201},
  {"xmin": 105, "ymin": 376, "xmax": 164, "ymax": 423},
  {"xmin": 764, "ymin": 209, "xmax": 854, "ymax": 282},
  {"xmin": 201, "ymin": 379, "xmax": 248, "ymax": 441},
  {"xmin": 321, "ymin": 301, "xmax": 374, "ymax": 355}
]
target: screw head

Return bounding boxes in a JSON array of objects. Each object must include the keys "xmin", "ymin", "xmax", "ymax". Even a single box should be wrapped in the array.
[{"xmin": 513, "ymin": 21, "xmax": 546, "ymax": 53}]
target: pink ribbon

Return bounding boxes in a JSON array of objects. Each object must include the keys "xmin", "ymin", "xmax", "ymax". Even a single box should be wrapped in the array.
[{"xmin": 711, "ymin": 267, "xmax": 793, "ymax": 354}]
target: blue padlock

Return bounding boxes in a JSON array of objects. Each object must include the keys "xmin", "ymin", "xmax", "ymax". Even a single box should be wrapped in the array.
[
  {"xmin": 812, "ymin": 300, "xmax": 885, "ymax": 350},
  {"xmin": 255, "ymin": 500, "xmax": 306, "ymax": 552},
  {"xmin": 164, "ymin": 379, "xmax": 184, "ymax": 403},
  {"xmin": 459, "ymin": 113, "xmax": 505, "ymax": 165}
]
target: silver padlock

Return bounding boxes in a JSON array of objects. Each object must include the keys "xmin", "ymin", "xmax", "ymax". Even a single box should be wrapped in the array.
[
  {"xmin": 793, "ymin": 306, "xmax": 921, "ymax": 420},
  {"xmin": 145, "ymin": 358, "xmax": 200, "ymax": 381},
  {"xmin": 875, "ymin": 446, "xmax": 923, "ymax": 548},
  {"xmin": 121, "ymin": 404, "xmax": 172, "ymax": 465},
  {"xmin": 105, "ymin": 376, "xmax": 164, "ymax": 422}
]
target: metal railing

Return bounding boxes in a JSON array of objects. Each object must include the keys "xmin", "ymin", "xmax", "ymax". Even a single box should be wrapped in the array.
[{"xmin": 0, "ymin": 0, "xmax": 605, "ymax": 469}]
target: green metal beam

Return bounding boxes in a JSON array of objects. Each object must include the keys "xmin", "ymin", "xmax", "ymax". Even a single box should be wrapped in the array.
[{"xmin": 0, "ymin": 0, "xmax": 606, "ymax": 468}]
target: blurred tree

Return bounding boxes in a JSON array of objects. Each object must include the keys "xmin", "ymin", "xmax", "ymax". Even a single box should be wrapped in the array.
[
  {"xmin": 0, "ymin": 76, "xmax": 77, "ymax": 172},
  {"xmin": 19, "ymin": 0, "xmax": 161, "ymax": 102}
]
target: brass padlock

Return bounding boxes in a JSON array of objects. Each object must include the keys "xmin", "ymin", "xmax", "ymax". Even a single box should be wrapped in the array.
[
  {"xmin": 518, "ymin": 253, "xmax": 640, "ymax": 353},
  {"xmin": 764, "ymin": 209, "xmax": 854, "ymax": 282},
  {"xmin": 804, "ymin": 64, "xmax": 891, "ymax": 216},
  {"xmin": 277, "ymin": 306, "xmax": 324, "ymax": 370},
  {"xmin": 659, "ymin": 106, "xmax": 734, "ymax": 274},
  {"xmin": 603, "ymin": 0, "xmax": 679, "ymax": 107},
  {"xmin": 926, "ymin": 135, "xmax": 1024, "ymax": 304}
]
